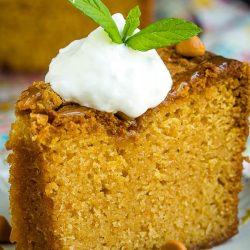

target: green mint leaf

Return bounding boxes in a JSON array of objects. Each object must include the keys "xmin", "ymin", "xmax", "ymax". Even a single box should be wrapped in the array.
[
  {"xmin": 68, "ymin": 0, "xmax": 122, "ymax": 44},
  {"xmin": 122, "ymin": 6, "xmax": 141, "ymax": 42},
  {"xmin": 125, "ymin": 18, "xmax": 202, "ymax": 51}
]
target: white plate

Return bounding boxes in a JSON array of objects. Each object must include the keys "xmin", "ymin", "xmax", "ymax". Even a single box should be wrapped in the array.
[{"xmin": 1, "ymin": 176, "xmax": 250, "ymax": 250}]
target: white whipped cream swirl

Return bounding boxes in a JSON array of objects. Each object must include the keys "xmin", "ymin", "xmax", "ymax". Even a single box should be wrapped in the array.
[{"xmin": 45, "ymin": 14, "xmax": 172, "ymax": 118}]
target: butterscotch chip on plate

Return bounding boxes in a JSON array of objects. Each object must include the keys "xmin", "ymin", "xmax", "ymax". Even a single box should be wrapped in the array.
[
  {"xmin": 0, "ymin": 215, "xmax": 11, "ymax": 243},
  {"xmin": 7, "ymin": 47, "xmax": 250, "ymax": 249}
]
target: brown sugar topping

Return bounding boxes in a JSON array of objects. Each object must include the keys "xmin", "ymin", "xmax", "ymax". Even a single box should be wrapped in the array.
[
  {"xmin": 161, "ymin": 240, "xmax": 187, "ymax": 250},
  {"xmin": 16, "ymin": 81, "xmax": 63, "ymax": 113},
  {"xmin": 0, "ymin": 215, "xmax": 11, "ymax": 243},
  {"xmin": 14, "ymin": 47, "xmax": 245, "ymax": 139}
]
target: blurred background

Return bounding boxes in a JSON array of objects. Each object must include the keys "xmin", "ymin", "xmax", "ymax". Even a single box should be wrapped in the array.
[{"xmin": 1, "ymin": 0, "xmax": 250, "ymax": 218}]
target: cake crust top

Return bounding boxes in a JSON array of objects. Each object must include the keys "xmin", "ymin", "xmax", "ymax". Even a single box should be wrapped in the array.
[{"xmin": 16, "ymin": 47, "xmax": 250, "ymax": 136}]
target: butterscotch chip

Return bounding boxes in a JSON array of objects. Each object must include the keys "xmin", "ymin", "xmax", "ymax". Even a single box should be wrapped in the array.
[
  {"xmin": 0, "ymin": 216, "xmax": 11, "ymax": 243},
  {"xmin": 176, "ymin": 36, "xmax": 205, "ymax": 57},
  {"xmin": 242, "ymin": 209, "xmax": 250, "ymax": 224},
  {"xmin": 161, "ymin": 240, "xmax": 187, "ymax": 250}
]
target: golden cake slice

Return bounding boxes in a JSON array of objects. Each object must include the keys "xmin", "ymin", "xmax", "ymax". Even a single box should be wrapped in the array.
[
  {"xmin": 0, "ymin": 0, "xmax": 153, "ymax": 72},
  {"xmin": 6, "ymin": 47, "xmax": 250, "ymax": 249}
]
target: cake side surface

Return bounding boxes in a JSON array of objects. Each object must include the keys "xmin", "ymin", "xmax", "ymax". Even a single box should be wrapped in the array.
[
  {"xmin": 7, "ymin": 47, "xmax": 250, "ymax": 249},
  {"xmin": 7, "ymin": 115, "xmax": 57, "ymax": 249}
]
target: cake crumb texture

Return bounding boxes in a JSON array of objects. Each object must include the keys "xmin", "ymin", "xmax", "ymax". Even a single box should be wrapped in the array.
[{"xmin": 7, "ymin": 47, "xmax": 250, "ymax": 249}]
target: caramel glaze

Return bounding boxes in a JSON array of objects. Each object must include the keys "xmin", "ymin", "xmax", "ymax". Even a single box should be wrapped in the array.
[
  {"xmin": 17, "ymin": 47, "xmax": 243, "ymax": 135},
  {"xmin": 21, "ymin": 85, "xmax": 42, "ymax": 107},
  {"xmin": 56, "ymin": 55, "xmax": 235, "ymax": 114},
  {"xmin": 58, "ymin": 106, "xmax": 89, "ymax": 116},
  {"xmin": 208, "ymin": 55, "xmax": 232, "ymax": 68},
  {"xmin": 56, "ymin": 105, "xmax": 138, "ymax": 136},
  {"xmin": 164, "ymin": 55, "xmax": 236, "ymax": 103},
  {"xmin": 17, "ymin": 82, "xmax": 63, "ymax": 114}
]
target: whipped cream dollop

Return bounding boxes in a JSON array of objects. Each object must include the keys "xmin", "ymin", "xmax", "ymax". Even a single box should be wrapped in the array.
[{"xmin": 45, "ymin": 14, "xmax": 173, "ymax": 118}]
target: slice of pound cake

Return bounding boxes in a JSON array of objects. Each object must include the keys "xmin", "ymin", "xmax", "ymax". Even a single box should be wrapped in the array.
[
  {"xmin": 7, "ymin": 46, "xmax": 250, "ymax": 249},
  {"xmin": 6, "ymin": 0, "xmax": 250, "ymax": 249}
]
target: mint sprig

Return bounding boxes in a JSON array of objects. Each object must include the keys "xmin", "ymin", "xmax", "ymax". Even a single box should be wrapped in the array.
[
  {"xmin": 122, "ymin": 6, "xmax": 141, "ymax": 42},
  {"xmin": 68, "ymin": 0, "xmax": 202, "ymax": 51},
  {"xmin": 125, "ymin": 18, "xmax": 202, "ymax": 51},
  {"xmin": 68, "ymin": 0, "xmax": 122, "ymax": 44}
]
